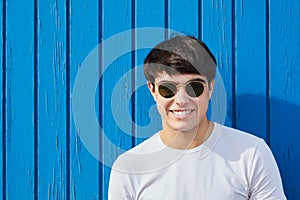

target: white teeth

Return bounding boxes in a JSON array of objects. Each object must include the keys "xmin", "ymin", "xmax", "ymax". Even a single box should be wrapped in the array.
[{"xmin": 172, "ymin": 110, "xmax": 192, "ymax": 116}]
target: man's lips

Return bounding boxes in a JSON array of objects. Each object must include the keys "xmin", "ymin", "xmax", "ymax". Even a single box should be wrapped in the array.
[{"xmin": 170, "ymin": 109, "xmax": 194, "ymax": 117}]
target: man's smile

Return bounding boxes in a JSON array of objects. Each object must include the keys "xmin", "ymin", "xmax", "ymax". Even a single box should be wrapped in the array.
[{"xmin": 170, "ymin": 109, "xmax": 195, "ymax": 118}]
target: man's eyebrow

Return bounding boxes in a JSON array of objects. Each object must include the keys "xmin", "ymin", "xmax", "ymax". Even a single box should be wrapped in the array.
[
  {"xmin": 157, "ymin": 78, "xmax": 206, "ymax": 84},
  {"xmin": 189, "ymin": 78, "xmax": 206, "ymax": 83},
  {"xmin": 157, "ymin": 80, "xmax": 176, "ymax": 84}
]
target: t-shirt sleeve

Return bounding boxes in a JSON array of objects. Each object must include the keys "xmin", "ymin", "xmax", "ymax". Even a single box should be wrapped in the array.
[
  {"xmin": 108, "ymin": 165, "xmax": 135, "ymax": 200},
  {"xmin": 249, "ymin": 140, "xmax": 286, "ymax": 200}
]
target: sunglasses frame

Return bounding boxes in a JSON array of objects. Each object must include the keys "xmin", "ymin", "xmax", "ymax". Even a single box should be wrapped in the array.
[{"xmin": 153, "ymin": 80, "xmax": 206, "ymax": 98}]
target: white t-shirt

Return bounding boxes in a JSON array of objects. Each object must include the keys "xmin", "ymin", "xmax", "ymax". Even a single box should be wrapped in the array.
[{"xmin": 108, "ymin": 123, "xmax": 286, "ymax": 200}]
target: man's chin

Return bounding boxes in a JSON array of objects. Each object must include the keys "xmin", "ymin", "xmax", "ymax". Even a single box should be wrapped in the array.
[{"xmin": 170, "ymin": 126, "xmax": 198, "ymax": 134}]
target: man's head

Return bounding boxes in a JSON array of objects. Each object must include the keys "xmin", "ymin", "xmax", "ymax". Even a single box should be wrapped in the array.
[
  {"xmin": 143, "ymin": 35, "xmax": 216, "ymax": 85},
  {"xmin": 143, "ymin": 36, "xmax": 217, "ymax": 134}
]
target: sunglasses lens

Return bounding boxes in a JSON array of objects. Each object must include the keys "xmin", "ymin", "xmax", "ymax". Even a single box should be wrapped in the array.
[
  {"xmin": 158, "ymin": 83, "xmax": 177, "ymax": 98},
  {"xmin": 186, "ymin": 82, "xmax": 204, "ymax": 97}
]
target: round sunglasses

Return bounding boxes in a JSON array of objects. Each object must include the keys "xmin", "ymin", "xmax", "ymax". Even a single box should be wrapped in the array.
[{"xmin": 154, "ymin": 80, "xmax": 206, "ymax": 98}]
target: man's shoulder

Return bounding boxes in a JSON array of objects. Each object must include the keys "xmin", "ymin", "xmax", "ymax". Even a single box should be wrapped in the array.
[
  {"xmin": 111, "ymin": 132, "xmax": 164, "ymax": 173},
  {"xmin": 127, "ymin": 132, "xmax": 163, "ymax": 154},
  {"xmin": 216, "ymin": 123, "xmax": 264, "ymax": 145},
  {"xmin": 215, "ymin": 124, "xmax": 267, "ymax": 157}
]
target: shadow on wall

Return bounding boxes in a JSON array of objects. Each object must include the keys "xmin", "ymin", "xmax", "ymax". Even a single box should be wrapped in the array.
[{"xmin": 227, "ymin": 94, "xmax": 300, "ymax": 200}]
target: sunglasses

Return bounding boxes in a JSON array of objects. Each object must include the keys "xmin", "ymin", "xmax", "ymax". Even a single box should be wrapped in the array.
[{"xmin": 154, "ymin": 80, "xmax": 206, "ymax": 98}]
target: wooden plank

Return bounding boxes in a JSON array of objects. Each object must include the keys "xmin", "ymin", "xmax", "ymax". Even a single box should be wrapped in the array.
[
  {"xmin": 269, "ymin": 1, "xmax": 300, "ymax": 199},
  {"xmin": 37, "ymin": 0, "xmax": 67, "ymax": 198},
  {"xmin": 69, "ymin": 0, "xmax": 100, "ymax": 199},
  {"xmin": 134, "ymin": 1, "xmax": 165, "ymax": 145},
  {"xmin": 102, "ymin": 0, "xmax": 133, "ymax": 198},
  {"xmin": 235, "ymin": 0, "xmax": 267, "ymax": 140},
  {"xmin": 5, "ymin": 0, "xmax": 35, "ymax": 198},
  {"xmin": 201, "ymin": 0, "xmax": 234, "ymax": 127}
]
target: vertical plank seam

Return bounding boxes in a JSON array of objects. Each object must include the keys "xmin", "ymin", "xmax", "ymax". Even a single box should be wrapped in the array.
[
  {"xmin": 231, "ymin": 0, "xmax": 236, "ymax": 128},
  {"xmin": 164, "ymin": 0, "xmax": 169, "ymax": 38},
  {"xmin": 33, "ymin": 0, "xmax": 39, "ymax": 199},
  {"xmin": 2, "ymin": 0, "xmax": 6, "ymax": 199},
  {"xmin": 65, "ymin": 0, "xmax": 71, "ymax": 199},
  {"xmin": 266, "ymin": 0, "xmax": 271, "ymax": 146},
  {"xmin": 98, "ymin": 0, "xmax": 103, "ymax": 198},
  {"xmin": 198, "ymin": 0, "xmax": 202, "ymax": 39},
  {"xmin": 131, "ymin": 0, "xmax": 136, "ymax": 148}
]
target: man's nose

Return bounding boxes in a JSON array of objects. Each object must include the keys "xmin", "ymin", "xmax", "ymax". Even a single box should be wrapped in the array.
[{"xmin": 174, "ymin": 88, "xmax": 189, "ymax": 105}]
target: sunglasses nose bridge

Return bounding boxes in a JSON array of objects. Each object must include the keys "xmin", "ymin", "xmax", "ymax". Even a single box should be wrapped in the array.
[{"xmin": 174, "ymin": 86, "xmax": 190, "ymax": 104}]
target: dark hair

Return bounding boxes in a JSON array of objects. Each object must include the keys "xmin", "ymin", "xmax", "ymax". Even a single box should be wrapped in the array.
[{"xmin": 143, "ymin": 35, "xmax": 216, "ymax": 84}]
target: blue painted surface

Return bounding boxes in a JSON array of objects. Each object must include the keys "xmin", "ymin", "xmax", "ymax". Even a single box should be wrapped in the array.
[
  {"xmin": 169, "ymin": 0, "xmax": 198, "ymax": 37},
  {"xmin": 5, "ymin": 0, "xmax": 35, "ymax": 199},
  {"xmin": 70, "ymin": 0, "xmax": 100, "ymax": 199},
  {"xmin": 37, "ymin": 0, "xmax": 67, "ymax": 199},
  {"xmin": 0, "ymin": 0, "xmax": 299, "ymax": 199},
  {"xmin": 0, "ymin": 1, "xmax": 4, "ymax": 198},
  {"xmin": 235, "ymin": 0, "xmax": 268, "ymax": 140},
  {"xmin": 269, "ymin": 1, "xmax": 300, "ymax": 199}
]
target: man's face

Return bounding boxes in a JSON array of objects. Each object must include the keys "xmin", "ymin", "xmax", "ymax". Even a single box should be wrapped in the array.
[{"xmin": 148, "ymin": 72, "xmax": 214, "ymax": 133}]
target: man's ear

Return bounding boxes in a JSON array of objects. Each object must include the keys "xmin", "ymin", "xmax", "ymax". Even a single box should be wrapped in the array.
[
  {"xmin": 208, "ymin": 79, "xmax": 215, "ymax": 99},
  {"xmin": 147, "ymin": 81, "xmax": 156, "ymax": 101}
]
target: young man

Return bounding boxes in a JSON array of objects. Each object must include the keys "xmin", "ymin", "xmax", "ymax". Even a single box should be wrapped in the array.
[{"xmin": 108, "ymin": 35, "xmax": 286, "ymax": 199}]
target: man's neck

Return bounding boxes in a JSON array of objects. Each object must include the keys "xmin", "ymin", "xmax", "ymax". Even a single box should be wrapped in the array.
[{"xmin": 159, "ymin": 119, "xmax": 214, "ymax": 150}]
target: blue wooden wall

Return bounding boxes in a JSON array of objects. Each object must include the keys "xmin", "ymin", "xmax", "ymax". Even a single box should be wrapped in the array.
[{"xmin": 1, "ymin": 0, "xmax": 299, "ymax": 199}]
